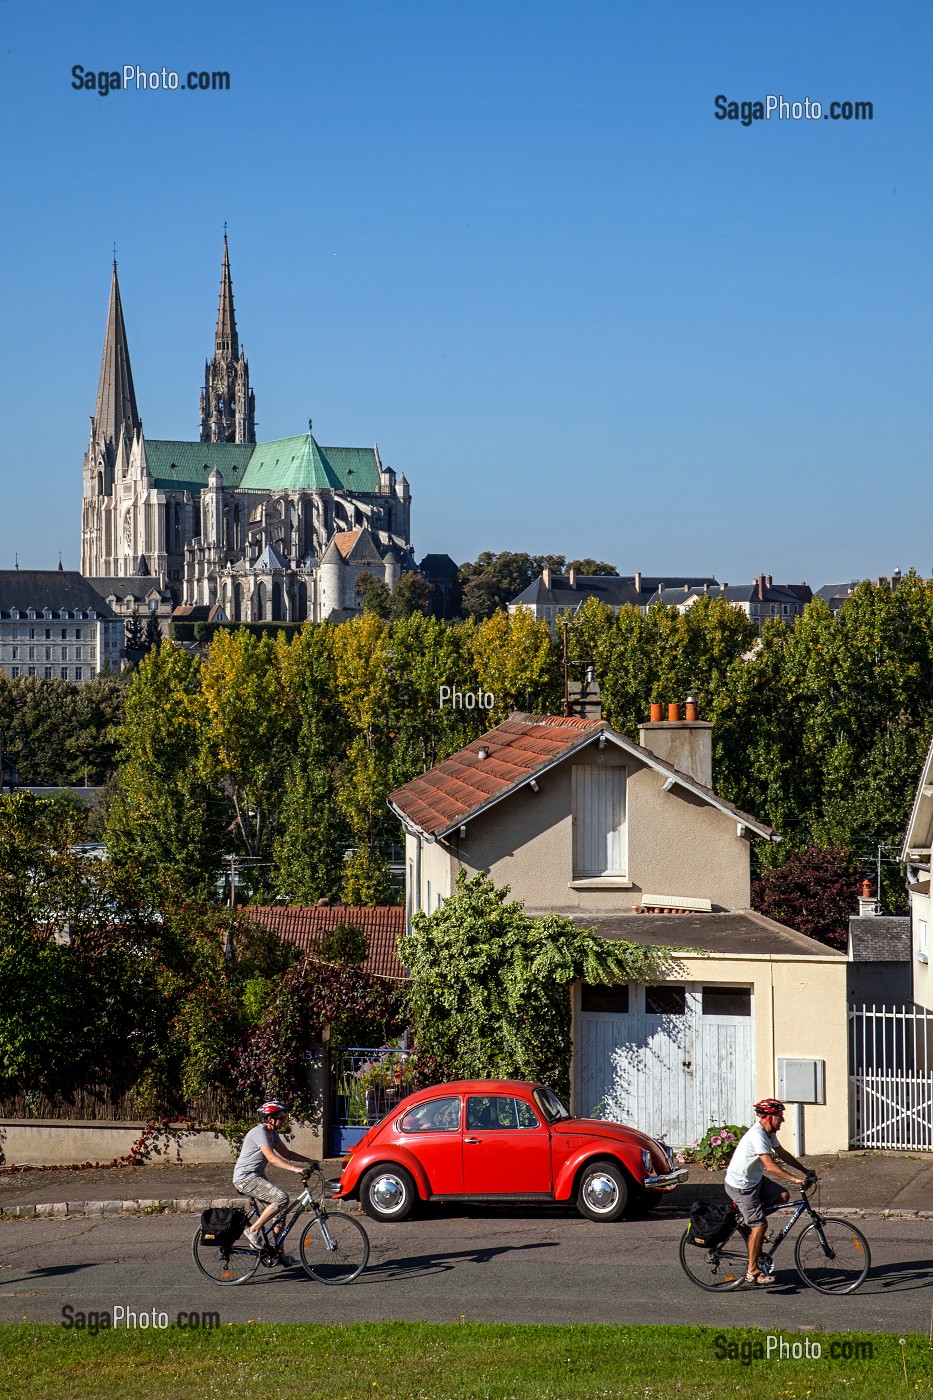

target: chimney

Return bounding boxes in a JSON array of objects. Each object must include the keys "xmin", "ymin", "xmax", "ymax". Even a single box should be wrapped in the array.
[
  {"xmin": 634, "ymin": 571, "xmax": 642, "ymax": 593},
  {"xmin": 767, "ymin": 575, "xmax": 772, "ymax": 589},
  {"xmin": 569, "ymin": 567, "xmax": 576, "ymax": 588},
  {"xmin": 542, "ymin": 566, "xmax": 551, "ymax": 590},
  {"xmin": 757, "ymin": 573, "xmax": 766, "ymax": 600},
  {"xmin": 857, "ymin": 879, "xmax": 880, "ymax": 918},
  {"xmin": 638, "ymin": 697, "xmax": 713, "ymax": 787}
]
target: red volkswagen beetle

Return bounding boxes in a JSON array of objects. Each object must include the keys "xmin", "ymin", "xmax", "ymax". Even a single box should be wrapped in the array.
[{"xmin": 335, "ymin": 1079, "xmax": 687, "ymax": 1223}]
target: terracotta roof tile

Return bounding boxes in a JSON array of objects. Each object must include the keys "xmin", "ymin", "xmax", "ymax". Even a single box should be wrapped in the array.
[
  {"xmin": 333, "ymin": 530, "xmax": 362, "ymax": 559},
  {"xmin": 388, "ymin": 712, "xmax": 605, "ymax": 836},
  {"xmin": 242, "ymin": 905, "xmax": 406, "ymax": 981}
]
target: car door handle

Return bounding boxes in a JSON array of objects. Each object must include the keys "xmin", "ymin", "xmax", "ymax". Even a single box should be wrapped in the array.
[{"xmin": 464, "ymin": 1137, "xmax": 481, "ymax": 1144}]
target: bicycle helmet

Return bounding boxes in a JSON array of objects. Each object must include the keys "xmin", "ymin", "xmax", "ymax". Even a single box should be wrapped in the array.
[
  {"xmin": 258, "ymin": 1100, "xmax": 289, "ymax": 1119},
  {"xmin": 753, "ymin": 1098, "xmax": 785, "ymax": 1116}
]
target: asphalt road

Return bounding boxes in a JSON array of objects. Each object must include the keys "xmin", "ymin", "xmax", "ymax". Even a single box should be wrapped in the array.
[{"xmin": 0, "ymin": 1206, "xmax": 928, "ymax": 1334}]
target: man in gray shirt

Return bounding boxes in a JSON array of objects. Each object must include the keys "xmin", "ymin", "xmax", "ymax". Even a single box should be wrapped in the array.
[{"xmin": 233, "ymin": 1100, "xmax": 316, "ymax": 1263}]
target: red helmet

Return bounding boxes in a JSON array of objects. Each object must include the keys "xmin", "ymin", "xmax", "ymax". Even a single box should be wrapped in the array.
[
  {"xmin": 754, "ymin": 1098, "xmax": 785, "ymax": 1116},
  {"xmin": 258, "ymin": 1100, "xmax": 288, "ymax": 1119}
]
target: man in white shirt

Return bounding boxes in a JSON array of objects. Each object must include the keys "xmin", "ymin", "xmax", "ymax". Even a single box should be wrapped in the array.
[{"xmin": 724, "ymin": 1098, "xmax": 812, "ymax": 1285}]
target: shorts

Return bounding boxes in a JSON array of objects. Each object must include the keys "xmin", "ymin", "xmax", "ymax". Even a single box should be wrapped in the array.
[
  {"xmin": 233, "ymin": 1173, "xmax": 288, "ymax": 1211},
  {"xmin": 725, "ymin": 1177, "xmax": 788, "ymax": 1227}
]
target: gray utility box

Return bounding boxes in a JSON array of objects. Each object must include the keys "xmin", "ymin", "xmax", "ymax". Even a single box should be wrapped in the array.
[{"xmin": 777, "ymin": 1057, "xmax": 825, "ymax": 1105}]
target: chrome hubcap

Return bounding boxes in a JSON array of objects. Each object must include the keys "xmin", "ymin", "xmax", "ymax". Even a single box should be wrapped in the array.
[
  {"xmin": 371, "ymin": 1174, "xmax": 406, "ymax": 1212},
  {"xmin": 583, "ymin": 1172, "xmax": 619, "ymax": 1212}
]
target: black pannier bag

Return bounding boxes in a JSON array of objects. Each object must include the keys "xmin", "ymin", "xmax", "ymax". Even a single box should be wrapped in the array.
[
  {"xmin": 687, "ymin": 1200, "xmax": 735, "ymax": 1248},
  {"xmin": 200, "ymin": 1207, "xmax": 248, "ymax": 1249}
]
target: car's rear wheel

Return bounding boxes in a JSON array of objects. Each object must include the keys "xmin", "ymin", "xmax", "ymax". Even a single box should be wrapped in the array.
[
  {"xmin": 359, "ymin": 1164, "xmax": 417, "ymax": 1222},
  {"xmin": 576, "ymin": 1159, "xmax": 629, "ymax": 1221}
]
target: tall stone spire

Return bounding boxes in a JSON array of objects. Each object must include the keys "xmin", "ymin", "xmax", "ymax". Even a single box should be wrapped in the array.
[
  {"xmin": 214, "ymin": 232, "xmax": 238, "ymax": 358},
  {"xmin": 200, "ymin": 232, "xmax": 255, "ymax": 443},
  {"xmin": 93, "ymin": 262, "xmax": 140, "ymax": 450}
]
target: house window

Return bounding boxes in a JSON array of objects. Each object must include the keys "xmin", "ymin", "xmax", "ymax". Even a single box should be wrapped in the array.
[
  {"xmin": 44, "ymin": 667, "xmax": 52, "ymax": 679},
  {"xmin": 645, "ymin": 985, "xmax": 686, "ymax": 1015},
  {"xmin": 701, "ymin": 986, "xmax": 752, "ymax": 1017},
  {"xmin": 582, "ymin": 984, "xmax": 629, "ymax": 1014},
  {"xmin": 572, "ymin": 765, "xmax": 627, "ymax": 878},
  {"xmin": 751, "ymin": 604, "xmax": 759, "ymax": 616},
  {"xmin": 11, "ymin": 667, "xmax": 19, "ymax": 678},
  {"xmin": 75, "ymin": 667, "xmax": 83, "ymax": 681},
  {"xmin": 60, "ymin": 667, "xmax": 68, "ymax": 680}
]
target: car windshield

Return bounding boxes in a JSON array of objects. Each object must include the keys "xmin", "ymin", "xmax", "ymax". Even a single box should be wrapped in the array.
[{"xmin": 533, "ymin": 1085, "xmax": 571, "ymax": 1123}]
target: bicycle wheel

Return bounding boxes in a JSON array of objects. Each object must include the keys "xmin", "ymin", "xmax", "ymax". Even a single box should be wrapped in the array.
[
  {"xmin": 794, "ymin": 1217, "xmax": 871, "ymax": 1294},
  {"xmin": 679, "ymin": 1227, "xmax": 747, "ymax": 1291},
  {"xmin": 192, "ymin": 1226, "xmax": 261, "ymax": 1285},
  {"xmin": 299, "ymin": 1210, "xmax": 369, "ymax": 1284}
]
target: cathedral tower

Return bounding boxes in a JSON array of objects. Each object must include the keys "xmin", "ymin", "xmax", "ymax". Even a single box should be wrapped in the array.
[{"xmin": 199, "ymin": 233, "xmax": 256, "ymax": 443}]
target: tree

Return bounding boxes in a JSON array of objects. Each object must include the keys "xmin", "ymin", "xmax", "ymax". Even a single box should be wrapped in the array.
[
  {"xmin": 389, "ymin": 571, "xmax": 437, "ymax": 619},
  {"xmin": 751, "ymin": 846, "xmax": 861, "ymax": 950},
  {"xmin": 356, "ymin": 572, "xmax": 393, "ymax": 618},
  {"xmin": 125, "ymin": 608, "xmax": 144, "ymax": 651},
  {"xmin": 198, "ymin": 628, "xmax": 295, "ymax": 867},
  {"xmin": 144, "ymin": 611, "xmax": 163, "ymax": 650},
  {"xmin": 271, "ymin": 624, "xmax": 350, "ymax": 904},
  {"xmin": 106, "ymin": 644, "xmax": 223, "ymax": 898},
  {"xmin": 402, "ymin": 870, "xmax": 670, "ymax": 1099},
  {"xmin": 459, "ymin": 552, "xmax": 562, "ymax": 619},
  {"xmin": 471, "ymin": 608, "xmax": 561, "ymax": 721},
  {"xmin": 566, "ymin": 559, "xmax": 619, "ymax": 576}
]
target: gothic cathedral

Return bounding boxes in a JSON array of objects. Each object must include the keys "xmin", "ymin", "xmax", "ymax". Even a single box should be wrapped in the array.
[{"xmin": 81, "ymin": 239, "xmax": 413, "ymax": 622}]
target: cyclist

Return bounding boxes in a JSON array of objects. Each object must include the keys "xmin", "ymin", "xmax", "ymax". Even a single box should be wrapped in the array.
[
  {"xmin": 233, "ymin": 1100, "xmax": 317, "ymax": 1264},
  {"xmin": 724, "ymin": 1098, "xmax": 813, "ymax": 1286}
]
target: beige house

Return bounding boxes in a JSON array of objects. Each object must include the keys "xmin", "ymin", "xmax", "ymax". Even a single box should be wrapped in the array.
[{"xmin": 389, "ymin": 710, "xmax": 849, "ymax": 1152}]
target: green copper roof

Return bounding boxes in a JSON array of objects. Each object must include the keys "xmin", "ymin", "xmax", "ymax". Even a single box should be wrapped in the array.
[
  {"xmin": 241, "ymin": 434, "xmax": 343, "ymax": 490},
  {"xmin": 144, "ymin": 441, "xmax": 253, "ymax": 491},
  {"xmin": 144, "ymin": 434, "xmax": 381, "ymax": 493}
]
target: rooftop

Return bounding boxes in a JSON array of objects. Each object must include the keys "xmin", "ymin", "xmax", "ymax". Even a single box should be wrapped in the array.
[{"xmin": 242, "ymin": 905, "xmax": 406, "ymax": 981}]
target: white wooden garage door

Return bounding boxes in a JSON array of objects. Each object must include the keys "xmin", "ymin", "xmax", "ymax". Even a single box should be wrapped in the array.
[{"xmin": 578, "ymin": 983, "xmax": 754, "ymax": 1147}]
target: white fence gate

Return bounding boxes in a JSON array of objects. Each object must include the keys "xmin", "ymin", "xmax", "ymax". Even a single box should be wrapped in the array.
[{"xmin": 849, "ymin": 1004, "xmax": 933, "ymax": 1149}]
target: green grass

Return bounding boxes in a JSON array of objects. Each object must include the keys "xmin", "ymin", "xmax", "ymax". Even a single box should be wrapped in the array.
[{"xmin": 0, "ymin": 1322, "xmax": 929, "ymax": 1399}]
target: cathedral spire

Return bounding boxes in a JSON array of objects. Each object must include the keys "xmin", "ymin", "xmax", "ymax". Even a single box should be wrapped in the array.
[
  {"xmin": 200, "ymin": 232, "xmax": 255, "ymax": 443},
  {"xmin": 214, "ymin": 231, "xmax": 239, "ymax": 359},
  {"xmin": 93, "ymin": 262, "xmax": 140, "ymax": 449}
]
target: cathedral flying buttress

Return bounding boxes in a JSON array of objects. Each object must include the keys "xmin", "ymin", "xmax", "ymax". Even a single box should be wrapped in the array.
[{"xmin": 81, "ymin": 240, "xmax": 413, "ymax": 622}]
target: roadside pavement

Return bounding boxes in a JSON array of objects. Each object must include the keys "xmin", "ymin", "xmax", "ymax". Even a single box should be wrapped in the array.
[{"xmin": 0, "ymin": 1149, "xmax": 929, "ymax": 1218}]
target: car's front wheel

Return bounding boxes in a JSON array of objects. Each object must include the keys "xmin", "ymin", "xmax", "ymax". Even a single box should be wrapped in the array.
[
  {"xmin": 359, "ymin": 1164, "xmax": 417, "ymax": 1222},
  {"xmin": 576, "ymin": 1159, "xmax": 629, "ymax": 1222}
]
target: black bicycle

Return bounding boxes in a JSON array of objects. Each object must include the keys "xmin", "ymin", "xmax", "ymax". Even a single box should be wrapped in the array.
[
  {"xmin": 192, "ymin": 1170, "xmax": 370, "ymax": 1286},
  {"xmin": 679, "ymin": 1180, "xmax": 871, "ymax": 1295}
]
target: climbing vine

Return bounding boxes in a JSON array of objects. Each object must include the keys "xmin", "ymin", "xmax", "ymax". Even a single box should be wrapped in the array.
[{"xmin": 402, "ymin": 870, "xmax": 672, "ymax": 1100}]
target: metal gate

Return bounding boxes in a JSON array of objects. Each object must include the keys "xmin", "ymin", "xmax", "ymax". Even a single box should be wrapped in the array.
[
  {"xmin": 849, "ymin": 1004, "xmax": 933, "ymax": 1149},
  {"xmin": 330, "ymin": 1046, "xmax": 411, "ymax": 1154},
  {"xmin": 578, "ymin": 982, "xmax": 754, "ymax": 1147}
]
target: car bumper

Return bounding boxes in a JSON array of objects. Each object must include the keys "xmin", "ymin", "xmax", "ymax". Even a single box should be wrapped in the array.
[{"xmin": 642, "ymin": 1167, "xmax": 689, "ymax": 1191}]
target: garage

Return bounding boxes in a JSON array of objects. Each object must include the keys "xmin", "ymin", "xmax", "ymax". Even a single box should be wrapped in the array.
[{"xmin": 577, "ymin": 981, "xmax": 754, "ymax": 1147}]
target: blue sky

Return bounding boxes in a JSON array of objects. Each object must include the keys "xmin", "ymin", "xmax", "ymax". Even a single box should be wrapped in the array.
[{"xmin": 1, "ymin": 0, "xmax": 930, "ymax": 584}]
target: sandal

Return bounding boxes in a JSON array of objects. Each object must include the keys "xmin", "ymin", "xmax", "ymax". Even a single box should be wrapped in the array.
[{"xmin": 744, "ymin": 1271, "xmax": 774, "ymax": 1285}]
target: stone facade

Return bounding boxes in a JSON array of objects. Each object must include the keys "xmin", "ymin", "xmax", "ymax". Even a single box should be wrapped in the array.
[
  {"xmin": 0, "ymin": 571, "xmax": 122, "ymax": 682},
  {"xmin": 81, "ymin": 243, "xmax": 413, "ymax": 619}
]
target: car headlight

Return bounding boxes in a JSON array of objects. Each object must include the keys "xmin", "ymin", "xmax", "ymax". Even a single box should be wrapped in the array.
[{"xmin": 641, "ymin": 1149, "xmax": 653, "ymax": 1174}]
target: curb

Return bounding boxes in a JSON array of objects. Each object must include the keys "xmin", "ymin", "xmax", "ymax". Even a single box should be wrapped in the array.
[{"xmin": 1, "ymin": 1199, "xmax": 928, "ymax": 1220}]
